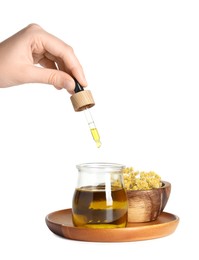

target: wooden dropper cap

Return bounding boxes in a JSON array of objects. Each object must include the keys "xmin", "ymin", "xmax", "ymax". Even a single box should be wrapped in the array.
[{"xmin": 70, "ymin": 79, "xmax": 95, "ymax": 112}]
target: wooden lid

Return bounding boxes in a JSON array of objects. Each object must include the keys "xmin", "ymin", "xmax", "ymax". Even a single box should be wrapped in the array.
[{"xmin": 70, "ymin": 90, "xmax": 95, "ymax": 112}]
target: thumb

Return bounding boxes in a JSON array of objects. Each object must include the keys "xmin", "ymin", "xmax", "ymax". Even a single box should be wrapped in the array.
[{"xmin": 26, "ymin": 66, "xmax": 75, "ymax": 93}]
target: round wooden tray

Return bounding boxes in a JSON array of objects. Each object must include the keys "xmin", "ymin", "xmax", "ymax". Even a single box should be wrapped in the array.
[{"xmin": 45, "ymin": 208, "xmax": 179, "ymax": 242}]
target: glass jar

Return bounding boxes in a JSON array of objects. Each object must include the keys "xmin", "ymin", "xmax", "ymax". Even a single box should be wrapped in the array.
[{"xmin": 72, "ymin": 162, "xmax": 128, "ymax": 228}]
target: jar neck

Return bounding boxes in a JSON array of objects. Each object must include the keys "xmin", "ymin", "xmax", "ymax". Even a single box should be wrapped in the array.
[
  {"xmin": 75, "ymin": 162, "xmax": 126, "ymax": 189},
  {"xmin": 77, "ymin": 162, "xmax": 125, "ymax": 173}
]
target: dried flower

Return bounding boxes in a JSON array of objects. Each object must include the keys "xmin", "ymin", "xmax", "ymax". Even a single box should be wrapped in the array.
[{"xmin": 123, "ymin": 167, "xmax": 162, "ymax": 190}]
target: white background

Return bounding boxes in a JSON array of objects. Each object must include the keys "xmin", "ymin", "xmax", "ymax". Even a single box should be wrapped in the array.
[{"xmin": 0, "ymin": 0, "xmax": 198, "ymax": 259}]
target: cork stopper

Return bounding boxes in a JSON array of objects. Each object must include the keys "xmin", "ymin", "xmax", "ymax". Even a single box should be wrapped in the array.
[{"xmin": 70, "ymin": 90, "xmax": 95, "ymax": 112}]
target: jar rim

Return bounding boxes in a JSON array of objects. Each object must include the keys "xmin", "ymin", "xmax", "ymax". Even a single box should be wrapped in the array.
[{"xmin": 76, "ymin": 162, "xmax": 125, "ymax": 170}]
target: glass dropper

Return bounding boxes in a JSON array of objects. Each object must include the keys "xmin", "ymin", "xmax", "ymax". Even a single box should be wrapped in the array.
[
  {"xmin": 84, "ymin": 107, "xmax": 101, "ymax": 148},
  {"xmin": 70, "ymin": 79, "xmax": 101, "ymax": 148}
]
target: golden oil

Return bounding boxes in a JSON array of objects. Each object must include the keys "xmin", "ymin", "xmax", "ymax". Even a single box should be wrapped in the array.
[
  {"xmin": 72, "ymin": 185, "xmax": 128, "ymax": 228},
  {"xmin": 83, "ymin": 108, "xmax": 101, "ymax": 148},
  {"xmin": 90, "ymin": 128, "xmax": 101, "ymax": 148}
]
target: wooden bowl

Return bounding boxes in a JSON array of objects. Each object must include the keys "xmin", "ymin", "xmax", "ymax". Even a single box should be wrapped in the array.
[{"xmin": 126, "ymin": 181, "xmax": 171, "ymax": 223}]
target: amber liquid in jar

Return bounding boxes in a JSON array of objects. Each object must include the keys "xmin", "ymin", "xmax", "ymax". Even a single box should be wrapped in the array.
[{"xmin": 72, "ymin": 185, "xmax": 128, "ymax": 228}]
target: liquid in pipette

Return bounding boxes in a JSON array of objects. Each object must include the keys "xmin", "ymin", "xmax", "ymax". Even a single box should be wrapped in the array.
[{"xmin": 84, "ymin": 108, "xmax": 101, "ymax": 148}]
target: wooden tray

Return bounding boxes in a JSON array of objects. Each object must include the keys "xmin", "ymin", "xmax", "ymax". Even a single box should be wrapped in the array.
[{"xmin": 45, "ymin": 208, "xmax": 179, "ymax": 242}]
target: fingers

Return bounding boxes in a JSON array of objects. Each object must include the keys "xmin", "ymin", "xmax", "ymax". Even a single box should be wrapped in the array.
[
  {"xmin": 0, "ymin": 23, "xmax": 88, "ymax": 91},
  {"xmin": 26, "ymin": 66, "xmax": 76, "ymax": 93},
  {"xmin": 38, "ymin": 57, "xmax": 58, "ymax": 70},
  {"xmin": 27, "ymin": 24, "xmax": 88, "ymax": 88}
]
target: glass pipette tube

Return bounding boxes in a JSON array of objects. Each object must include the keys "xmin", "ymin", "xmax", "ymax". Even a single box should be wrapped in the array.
[{"xmin": 84, "ymin": 108, "xmax": 101, "ymax": 148}]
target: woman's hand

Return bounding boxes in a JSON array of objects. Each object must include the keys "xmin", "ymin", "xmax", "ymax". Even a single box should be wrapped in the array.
[{"xmin": 0, "ymin": 23, "xmax": 87, "ymax": 94}]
